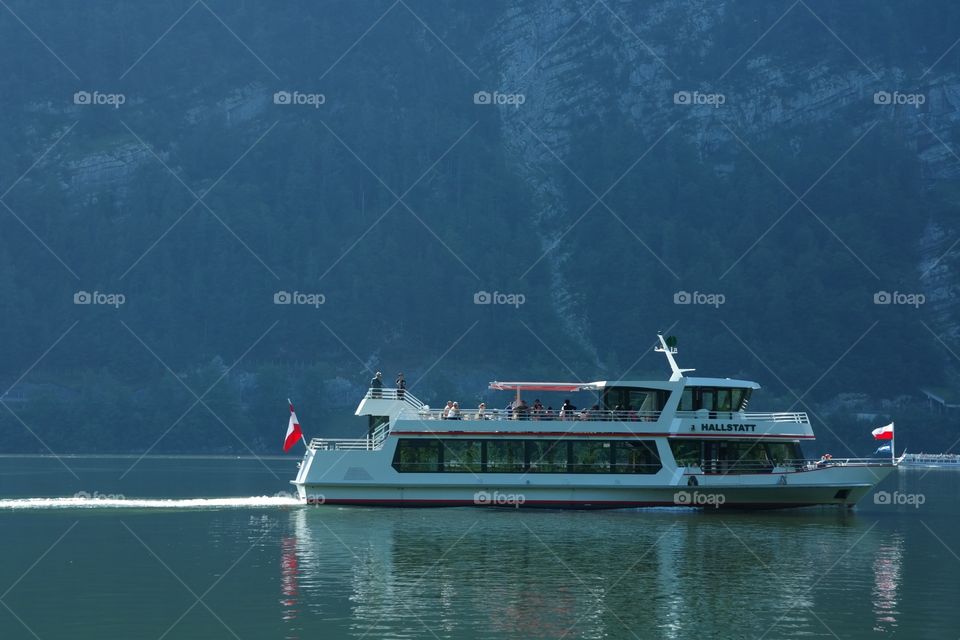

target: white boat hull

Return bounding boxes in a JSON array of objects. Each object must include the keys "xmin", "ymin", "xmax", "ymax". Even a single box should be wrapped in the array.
[{"xmin": 293, "ymin": 446, "xmax": 894, "ymax": 509}]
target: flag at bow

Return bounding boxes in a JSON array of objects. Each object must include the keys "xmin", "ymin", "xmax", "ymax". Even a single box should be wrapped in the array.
[
  {"xmin": 871, "ymin": 422, "xmax": 894, "ymax": 441},
  {"xmin": 284, "ymin": 399, "xmax": 304, "ymax": 452}
]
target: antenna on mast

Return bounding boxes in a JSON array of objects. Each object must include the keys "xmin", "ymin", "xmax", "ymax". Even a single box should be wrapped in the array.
[{"xmin": 655, "ymin": 334, "xmax": 695, "ymax": 381}]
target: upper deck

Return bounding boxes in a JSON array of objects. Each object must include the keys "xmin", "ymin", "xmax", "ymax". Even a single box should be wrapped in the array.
[
  {"xmin": 391, "ymin": 404, "xmax": 812, "ymax": 439},
  {"xmin": 346, "ymin": 335, "xmax": 814, "ymax": 446}
]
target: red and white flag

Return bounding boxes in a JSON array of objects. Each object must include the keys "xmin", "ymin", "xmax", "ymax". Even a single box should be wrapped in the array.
[
  {"xmin": 284, "ymin": 399, "xmax": 303, "ymax": 452},
  {"xmin": 871, "ymin": 422, "xmax": 894, "ymax": 441}
]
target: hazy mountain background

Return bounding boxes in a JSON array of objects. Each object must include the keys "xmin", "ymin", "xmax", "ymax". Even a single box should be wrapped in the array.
[{"xmin": 1, "ymin": 0, "xmax": 959, "ymax": 457}]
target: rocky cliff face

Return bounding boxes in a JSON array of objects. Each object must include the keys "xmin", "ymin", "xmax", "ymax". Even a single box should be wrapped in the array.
[
  {"xmin": 487, "ymin": 0, "xmax": 960, "ymax": 360},
  {"xmin": 9, "ymin": 0, "xmax": 960, "ymax": 382}
]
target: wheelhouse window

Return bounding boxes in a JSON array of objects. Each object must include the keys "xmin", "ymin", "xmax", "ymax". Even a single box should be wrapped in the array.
[
  {"xmin": 700, "ymin": 389, "xmax": 716, "ymax": 413},
  {"xmin": 716, "ymin": 388, "xmax": 732, "ymax": 412},
  {"xmin": 730, "ymin": 388, "xmax": 746, "ymax": 411},
  {"xmin": 679, "ymin": 387, "xmax": 694, "ymax": 411},
  {"xmin": 680, "ymin": 387, "xmax": 753, "ymax": 413}
]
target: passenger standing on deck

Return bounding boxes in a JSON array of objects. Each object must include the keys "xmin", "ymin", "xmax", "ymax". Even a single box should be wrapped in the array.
[
  {"xmin": 396, "ymin": 372, "xmax": 406, "ymax": 400},
  {"xmin": 370, "ymin": 371, "xmax": 383, "ymax": 398}
]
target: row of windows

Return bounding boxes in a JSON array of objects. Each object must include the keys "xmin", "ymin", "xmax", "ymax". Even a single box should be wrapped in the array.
[
  {"xmin": 392, "ymin": 438, "xmax": 663, "ymax": 474},
  {"xmin": 669, "ymin": 440, "xmax": 803, "ymax": 473},
  {"xmin": 601, "ymin": 388, "xmax": 669, "ymax": 412},
  {"xmin": 599, "ymin": 386, "xmax": 753, "ymax": 413}
]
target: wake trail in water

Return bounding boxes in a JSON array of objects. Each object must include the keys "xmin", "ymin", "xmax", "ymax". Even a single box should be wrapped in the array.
[{"xmin": 0, "ymin": 496, "xmax": 303, "ymax": 509}]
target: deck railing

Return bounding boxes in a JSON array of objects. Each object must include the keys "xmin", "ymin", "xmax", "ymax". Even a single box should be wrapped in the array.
[
  {"xmin": 901, "ymin": 453, "xmax": 960, "ymax": 464},
  {"xmin": 682, "ymin": 457, "xmax": 894, "ymax": 473},
  {"xmin": 399, "ymin": 408, "xmax": 662, "ymax": 422},
  {"xmin": 674, "ymin": 410, "xmax": 808, "ymax": 423},
  {"xmin": 308, "ymin": 420, "xmax": 391, "ymax": 452},
  {"xmin": 364, "ymin": 387, "xmax": 425, "ymax": 410},
  {"xmin": 397, "ymin": 407, "xmax": 810, "ymax": 423}
]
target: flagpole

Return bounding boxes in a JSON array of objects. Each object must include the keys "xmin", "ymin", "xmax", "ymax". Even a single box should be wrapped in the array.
[{"xmin": 891, "ymin": 421, "xmax": 895, "ymax": 464}]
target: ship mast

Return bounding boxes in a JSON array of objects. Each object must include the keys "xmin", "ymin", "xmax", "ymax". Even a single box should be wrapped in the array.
[{"xmin": 655, "ymin": 334, "xmax": 695, "ymax": 381}]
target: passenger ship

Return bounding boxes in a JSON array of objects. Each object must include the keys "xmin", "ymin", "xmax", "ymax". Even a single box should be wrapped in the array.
[{"xmin": 292, "ymin": 336, "xmax": 895, "ymax": 509}]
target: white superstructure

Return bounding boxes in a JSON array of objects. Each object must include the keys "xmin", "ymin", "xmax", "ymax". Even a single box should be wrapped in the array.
[{"xmin": 291, "ymin": 336, "xmax": 895, "ymax": 509}]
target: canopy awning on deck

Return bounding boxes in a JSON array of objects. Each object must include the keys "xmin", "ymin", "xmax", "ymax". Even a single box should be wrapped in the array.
[{"xmin": 488, "ymin": 381, "xmax": 588, "ymax": 392}]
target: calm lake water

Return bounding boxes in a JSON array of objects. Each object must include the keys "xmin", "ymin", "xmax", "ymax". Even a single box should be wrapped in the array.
[{"xmin": 1, "ymin": 456, "xmax": 958, "ymax": 639}]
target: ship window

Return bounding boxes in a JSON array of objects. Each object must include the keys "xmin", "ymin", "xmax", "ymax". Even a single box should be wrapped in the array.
[
  {"xmin": 716, "ymin": 389, "xmax": 732, "ymax": 411},
  {"xmin": 700, "ymin": 389, "xmax": 716, "ymax": 411},
  {"xmin": 634, "ymin": 390, "xmax": 664, "ymax": 412},
  {"xmin": 730, "ymin": 389, "xmax": 745, "ymax": 411},
  {"xmin": 486, "ymin": 440, "xmax": 525, "ymax": 473},
  {"xmin": 526, "ymin": 440, "xmax": 568, "ymax": 473},
  {"xmin": 724, "ymin": 440, "xmax": 772, "ymax": 473},
  {"xmin": 688, "ymin": 387, "xmax": 749, "ymax": 413},
  {"xmin": 602, "ymin": 388, "xmax": 667, "ymax": 412},
  {"xmin": 669, "ymin": 440, "xmax": 701, "ymax": 467},
  {"xmin": 668, "ymin": 439, "xmax": 803, "ymax": 474},
  {"xmin": 613, "ymin": 441, "xmax": 662, "ymax": 474},
  {"xmin": 764, "ymin": 442, "xmax": 803, "ymax": 463},
  {"xmin": 679, "ymin": 387, "xmax": 694, "ymax": 411},
  {"xmin": 570, "ymin": 441, "xmax": 610, "ymax": 473},
  {"xmin": 392, "ymin": 439, "xmax": 441, "ymax": 472},
  {"xmin": 443, "ymin": 440, "xmax": 482, "ymax": 472}
]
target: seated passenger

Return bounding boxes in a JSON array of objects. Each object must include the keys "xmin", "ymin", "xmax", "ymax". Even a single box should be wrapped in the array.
[
  {"xmin": 442, "ymin": 400, "xmax": 453, "ymax": 419},
  {"xmin": 560, "ymin": 399, "xmax": 576, "ymax": 420},
  {"xmin": 475, "ymin": 402, "xmax": 486, "ymax": 420},
  {"xmin": 448, "ymin": 401, "xmax": 461, "ymax": 420},
  {"xmin": 532, "ymin": 399, "xmax": 544, "ymax": 420},
  {"xmin": 515, "ymin": 399, "xmax": 529, "ymax": 419}
]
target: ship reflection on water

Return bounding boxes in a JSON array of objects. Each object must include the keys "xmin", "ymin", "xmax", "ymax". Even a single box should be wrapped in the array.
[
  {"xmin": 872, "ymin": 535, "xmax": 903, "ymax": 631},
  {"xmin": 279, "ymin": 508, "xmax": 909, "ymax": 639},
  {"xmin": 280, "ymin": 535, "xmax": 300, "ymax": 620}
]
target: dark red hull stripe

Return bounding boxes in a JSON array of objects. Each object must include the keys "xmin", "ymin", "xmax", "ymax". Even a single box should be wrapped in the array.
[
  {"xmin": 390, "ymin": 430, "xmax": 813, "ymax": 439},
  {"xmin": 306, "ymin": 498, "xmax": 822, "ymax": 509}
]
